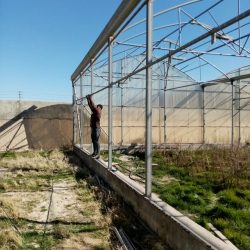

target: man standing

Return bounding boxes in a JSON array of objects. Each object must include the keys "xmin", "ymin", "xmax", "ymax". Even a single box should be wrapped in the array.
[{"xmin": 86, "ymin": 95, "xmax": 103, "ymax": 159}]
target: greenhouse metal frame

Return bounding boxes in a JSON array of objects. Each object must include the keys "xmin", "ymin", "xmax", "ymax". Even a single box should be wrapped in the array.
[{"xmin": 71, "ymin": 0, "xmax": 250, "ymax": 197}]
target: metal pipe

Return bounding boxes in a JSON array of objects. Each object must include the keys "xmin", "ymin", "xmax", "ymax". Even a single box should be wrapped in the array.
[
  {"xmin": 238, "ymin": 0, "xmax": 241, "ymax": 54},
  {"xmin": 158, "ymin": 66, "xmax": 161, "ymax": 144},
  {"xmin": 91, "ymin": 59, "xmax": 94, "ymax": 93},
  {"xmin": 178, "ymin": 8, "xmax": 181, "ymax": 47},
  {"xmin": 145, "ymin": 0, "xmax": 153, "ymax": 198},
  {"xmin": 202, "ymin": 85, "xmax": 205, "ymax": 144},
  {"xmin": 231, "ymin": 80, "xmax": 234, "ymax": 146},
  {"xmin": 164, "ymin": 54, "xmax": 172, "ymax": 146},
  {"xmin": 73, "ymin": 86, "xmax": 82, "ymax": 145},
  {"xmin": 123, "ymin": 0, "xmax": 202, "ymax": 33},
  {"xmin": 238, "ymin": 69, "xmax": 241, "ymax": 145},
  {"xmin": 203, "ymin": 73, "xmax": 250, "ymax": 85},
  {"xmin": 163, "ymin": 62, "xmax": 167, "ymax": 146},
  {"xmin": 72, "ymin": 84, "xmax": 76, "ymax": 144},
  {"xmin": 117, "ymin": 40, "xmax": 250, "ymax": 58},
  {"xmin": 71, "ymin": 0, "xmax": 143, "ymax": 82},
  {"xmin": 108, "ymin": 37, "xmax": 113, "ymax": 170},
  {"xmin": 120, "ymin": 58, "xmax": 124, "ymax": 146},
  {"xmin": 80, "ymin": 76, "xmax": 83, "ymax": 147}
]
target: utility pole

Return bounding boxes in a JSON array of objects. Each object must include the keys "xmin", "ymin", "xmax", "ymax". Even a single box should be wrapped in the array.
[
  {"xmin": 18, "ymin": 91, "xmax": 22, "ymax": 102},
  {"xmin": 18, "ymin": 91, "xmax": 22, "ymax": 112}
]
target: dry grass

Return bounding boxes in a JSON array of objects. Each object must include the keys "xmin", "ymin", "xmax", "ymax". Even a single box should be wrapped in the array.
[
  {"xmin": 0, "ymin": 149, "xmax": 115, "ymax": 249},
  {"xmin": 0, "ymin": 198, "xmax": 20, "ymax": 219},
  {"xmin": 0, "ymin": 149, "xmax": 69, "ymax": 172},
  {"xmin": 0, "ymin": 198, "xmax": 22, "ymax": 249},
  {"xmin": 0, "ymin": 230, "xmax": 22, "ymax": 249}
]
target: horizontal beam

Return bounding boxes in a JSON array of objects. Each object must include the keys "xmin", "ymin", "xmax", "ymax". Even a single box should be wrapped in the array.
[
  {"xmin": 71, "ymin": 0, "xmax": 143, "ymax": 82},
  {"xmin": 203, "ymin": 73, "xmax": 250, "ymax": 86}
]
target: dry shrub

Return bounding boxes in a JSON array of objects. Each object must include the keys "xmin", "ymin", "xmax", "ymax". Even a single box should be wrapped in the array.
[{"xmin": 163, "ymin": 146, "xmax": 250, "ymax": 188}]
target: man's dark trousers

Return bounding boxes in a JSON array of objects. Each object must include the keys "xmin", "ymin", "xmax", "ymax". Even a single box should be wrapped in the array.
[{"xmin": 91, "ymin": 128, "xmax": 101, "ymax": 156}]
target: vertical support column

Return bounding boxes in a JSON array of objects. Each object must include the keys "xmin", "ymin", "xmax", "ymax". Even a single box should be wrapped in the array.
[
  {"xmin": 163, "ymin": 61, "xmax": 167, "ymax": 146},
  {"xmin": 238, "ymin": 79, "xmax": 241, "ymax": 145},
  {"xmin": 108, "ymin": 37, "xmax": 113, "ymax": 170},
  {"xmin": 238, "ymin": 0, "xmax": 241, "ymax": 54},
  {"xmin": 163, "ymin": 56, "xmax": 171, "ymax": 147},
  {"xmin": 121, "ymin": 86, "xmax": 124, "ymax": 145},
  {"xmin": 202, "ymin": 85, "xmax": 205, "ymax": 144},
  {"xmin": 73, "ymin": 83, "xmax": 82, "ymax": 145},
  {"xmin": 120, "ymin": 59, "xmax": 124, "ymax": 146},
  {"xmin": 145, "ymin": 0, "xmax": 153, "ymax": 198},
  {"xmin": 231, "ymin": 80, "xmax": 234, "ymax": 146},
  {"xmin": 72, "ymin": 83, "xmax": 77, "ymax": 145},
  {"xmin": 91, "ymin": 59, "xmax": 94, "ymax": 94},
  {"xmin": 80, "ymin": 74, "xmax": 83, "ymax": 147}
]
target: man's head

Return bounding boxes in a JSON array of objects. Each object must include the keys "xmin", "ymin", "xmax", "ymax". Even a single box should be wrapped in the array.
[{"xmin": 97, "ymin": 104, "xmax": 103, "ymax": 110}]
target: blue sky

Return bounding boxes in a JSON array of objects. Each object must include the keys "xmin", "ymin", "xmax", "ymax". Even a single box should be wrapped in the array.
[
  {"xmin": 0, "ymin": 0, "xmax": 249, "ymax": 102},
  {"xmin": 0, "ymin": 0, "xmax": 121, "ymax": 102}
]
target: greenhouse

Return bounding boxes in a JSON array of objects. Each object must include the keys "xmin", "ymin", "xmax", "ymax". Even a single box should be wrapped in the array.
[
  {"xmin": 72, "ymin": 0, "xmax": 250, "ymax": 196},
  {"xmin": 70, "ymin": 1, "xmax": 250, "ymax": 249}
]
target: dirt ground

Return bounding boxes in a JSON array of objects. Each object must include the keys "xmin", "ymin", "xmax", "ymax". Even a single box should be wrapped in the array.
[
  {"xmin": 0, "ymin": 150, "xmax": 168, "ymax": 250},
  {"xmin": 0, "ymin": 150, "xmax": 111, "ymax": 249}
]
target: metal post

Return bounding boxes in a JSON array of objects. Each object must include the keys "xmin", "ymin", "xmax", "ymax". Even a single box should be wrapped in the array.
[
  {"xmin": 163, "ymin": 54, "xmax": 172, "ymax": 147},
  {"xmin": 158, "ymin": 69, "xmax": 161, "ymax": 144},
  {"xmin": 231, "ymin": 80, "xmax": 234, "ymax": 146},
  {"xmin": 163, "ymin": 61, "xmax": 167, "ymax": 146},
  {"xmin": 202, "ymin": 85, "xmax": 205, "ymax": 144},
  {"xmin": 73, "ymin": 85, "xmax": 82, "ymax": 145},
  {"xmin": 238, "ymin": 70, "xmax": 241, "ymax": 145},
  {"xmin": 91, "ymin": 59, "xmax": 94, "ymax": 94},
  {"xmin": 72, "ymin": 84, "xmax": 76, "ymax": 145},
  {"xmin": 120, "ymin": 58, "xmax": 124, "ymax": 146},
  {"xmin": 80, "ymin": 75, "xmax": 83, "ymax": 147},
  {"xmin": 145, "ymin": 0, "xmax": 153, "ymax": 198},
  {"xmin": 121, "ymin": 86, "xmax": 124, "ymax": 145},
  {"xmin": 238, "ymin": 0, "xmax": 241, "ymax": 54},
  {"xmin": 108, "ymin": 37, "xmax": 113, "ymax": 170}
]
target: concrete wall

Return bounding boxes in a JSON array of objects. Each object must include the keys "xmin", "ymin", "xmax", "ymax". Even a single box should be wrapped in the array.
[
  {"xmin": 0, "ymin": 100, "xmax": 73, "ymax": 151},
  {"xmin": 74, "ymin": 146, "xmax": 237, "ymax": 250}
]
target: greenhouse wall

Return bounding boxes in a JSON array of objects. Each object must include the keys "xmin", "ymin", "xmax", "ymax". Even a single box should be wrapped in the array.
[{"xmin": 73, "ymin": 56, "xmax": 250, "ymax": 146}]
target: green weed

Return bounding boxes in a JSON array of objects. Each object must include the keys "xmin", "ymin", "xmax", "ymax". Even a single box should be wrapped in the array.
[
  {"xmin": 0, "ymin": 151, "xmax": 16, "ymax": 159},
  {"xmin": 115, "ymin": 148, "xmax": 250, "ymax": 250}
]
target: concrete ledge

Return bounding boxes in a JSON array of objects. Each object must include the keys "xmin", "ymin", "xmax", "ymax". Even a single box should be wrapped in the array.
[{"xmin": 74, "ymin": 145, "xmax": 237, "ymax": 250}]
